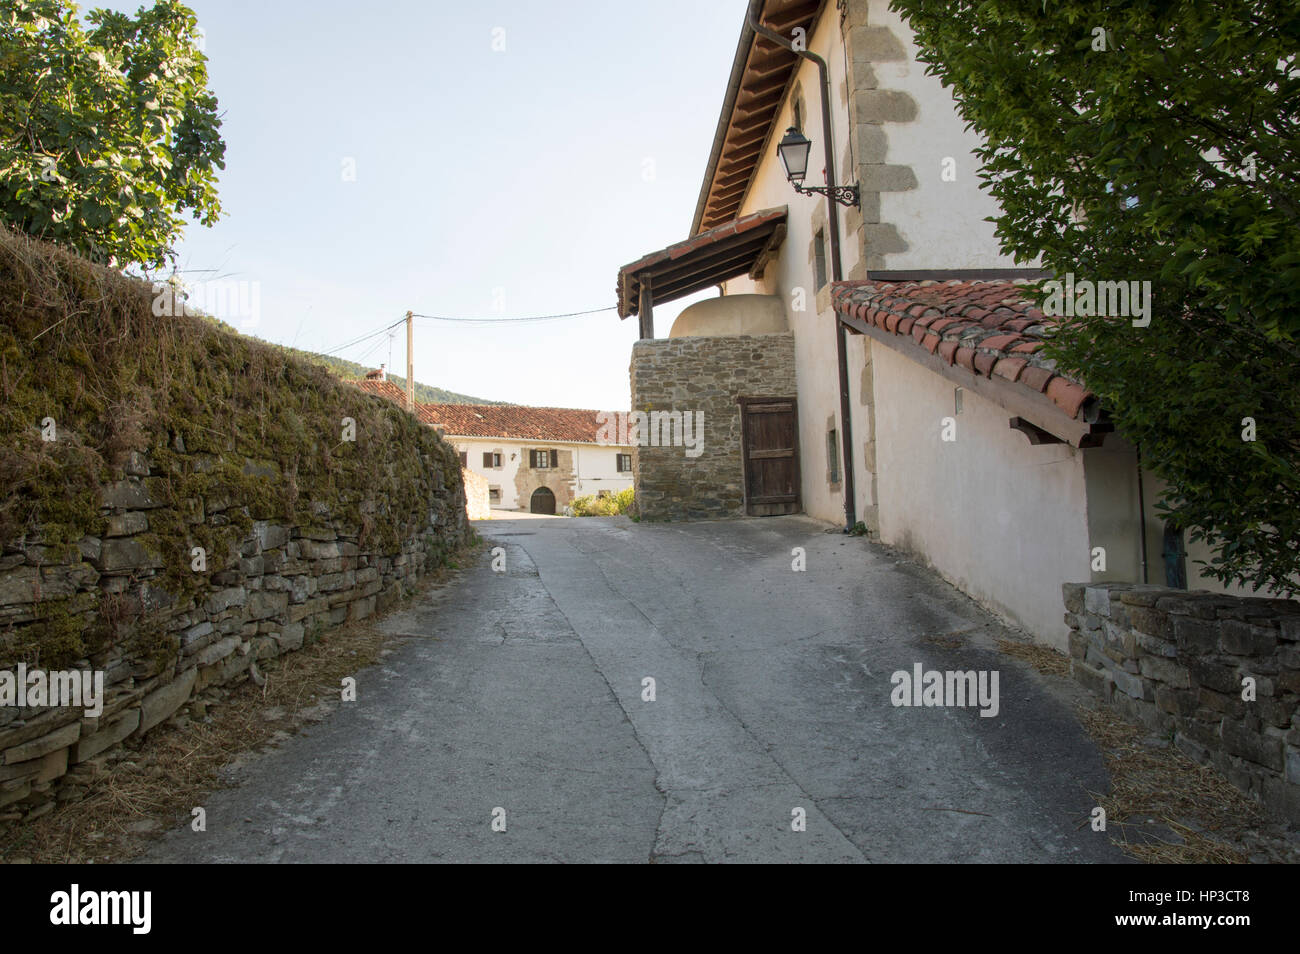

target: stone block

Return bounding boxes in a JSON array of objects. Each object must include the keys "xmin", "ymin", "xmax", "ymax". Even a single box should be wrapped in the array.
[
  {"xmin": 205, "ymin": 586, "xmax": 247, "ymax": 615},
  {"xmin": 135, "ymin": 667, "xmax": 197, "ymax": 736},
  {"xmin": 273, "ymin": 622, "xmax": 304, "ymax": 653},
  {"xmin": 852, "ymin": 88, "xmax": 918, "ymax": 123},
  {"xmin": 100, "ymin": 479, "xmax": 165, "ymax": 510},
  {"xmin": 1139, "ymin": 655, "xmax": 1191, "ymax": 688},
  {"xmin": 1062, "ymin": 582, "xmax": 1085, "ymax": 615},
  {"xmin": 3, "ymin": 721, "xmax": 80, "ymax": 764},
  {"xmin": 254, "ymin": 522, "xmax": 291, "ymax": 551},
  {"xmin": 1073, "ymin": 660, "xmax": 1112, "ymax": 700},
  {"xmin": 1135, "ymin": 631, "xmax": 1178, "ymax": 658},
  {"xmin": 247, "ymin": 590, "xmax": 288, "ymax": 621},
  {"xmin": 99, "ymin": 537, "xmax": 163, "ymax": 573},
  {"xmin": 33, "ymin": 747, "xmax": 68, "ymax": 783},
  {"xmin": 70, "ymin": 708, "xmax": 140, "ymax": 763},
  {"xmin": 1172, "ymin": 615, "xmax": 1219, "ymax": 654},
  {"xmin": 1187, "ymin": 657, "xmax": 1239, "ymax": 694},
  {"xmin": 1128, "ymin": 606, "xmax": 1172, "ymax": 640},
  {"xmin": 1220, "ymin": 721, "xmax": 1283, "ymax": 771},
  {"xmin": 105, "ymin": 512, "xmax": 148, "ymax": 537},
  {"xmin": 1084, "ymin": 586, "xmax": 1112, "ymax": 616},
  {"xmin": 1219, "ymin": 620, "xmax": 1277, "ymax": 657},
  {"xmin": 195, "ymin": 635, "xmax": 241, "ymax": 667}
]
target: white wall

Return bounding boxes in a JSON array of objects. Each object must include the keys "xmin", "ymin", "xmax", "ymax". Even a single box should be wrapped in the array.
[
  {"xmin": 872, "ymin": 346, "xmax": 1093, "ymax": 649},
  {"xmin": 449, "ymin": 437, "xmax": 633, "ymax": 511},
  {"xmin": 864, "ymin": 0, "xmax": 1022, "ymax": 269},
  {"xmin": 715, "ymin": 1, "xmax": 1020, "ymax": 526}
]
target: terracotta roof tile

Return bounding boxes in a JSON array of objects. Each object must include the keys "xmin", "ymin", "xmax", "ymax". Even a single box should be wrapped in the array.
[
  {"xmin": 349, "ymin": 380, "xmax": 631, "ymax": 444},
  {"xmin": 831, "ymin": 278, "xmax": 1096, "ymax": 421},
  {"xmin": 353, "ymin": 378, "xmax": 408, "ymax": 404},
  {"xmin": 418, "ymin": 404, "xmax": 634, "ymax": 445}
]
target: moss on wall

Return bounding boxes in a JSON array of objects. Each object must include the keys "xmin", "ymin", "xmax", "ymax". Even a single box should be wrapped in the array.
[{"xmin": 0, "ymin": 227, "xmax": 467, "ymax": 668}]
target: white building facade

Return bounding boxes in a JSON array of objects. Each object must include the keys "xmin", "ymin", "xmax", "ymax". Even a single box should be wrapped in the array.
[{"xmin": 616, "ymin": 0, "xmax": 1280, "ymax": 649}]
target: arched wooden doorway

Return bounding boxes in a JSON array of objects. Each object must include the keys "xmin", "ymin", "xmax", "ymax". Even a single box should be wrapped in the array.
[{"xmin": 530, "ymin": 487, "xmax": 556, "ymax": 515}]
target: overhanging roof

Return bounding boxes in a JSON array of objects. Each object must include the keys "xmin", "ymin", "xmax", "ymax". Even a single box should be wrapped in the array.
[
  {"xmin": 617, "ymin": 206, "xmax": 787, "ymax": 319},
  {"xmin": 691, "ymin": 0, "xmax": 826, "ymax": 236}
]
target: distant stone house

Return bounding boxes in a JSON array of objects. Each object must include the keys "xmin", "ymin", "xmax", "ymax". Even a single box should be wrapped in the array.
[
  {"xmin": 615, "ymin": 0, "xmax": 1285, "ymax": 648},
  {"xmin": 350, "ymin": 377, "xmax": 635, "ymax": 515},
  {"xmin": 420, "ymin": 404, "xmax": 635, "ymax": 514}
]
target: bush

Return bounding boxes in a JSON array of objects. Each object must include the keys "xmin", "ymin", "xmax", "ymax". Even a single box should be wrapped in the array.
[{"xmin": 570, "ymin": 487, "xmax": 634, "ymax": 517}]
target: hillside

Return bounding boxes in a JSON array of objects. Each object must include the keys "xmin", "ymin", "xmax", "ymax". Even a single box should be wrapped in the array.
[{"xmin": 279, "ymin": 349, "xmax": 506, "ymax": 406}]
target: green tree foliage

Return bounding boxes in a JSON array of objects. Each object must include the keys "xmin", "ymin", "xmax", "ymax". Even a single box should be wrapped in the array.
[
  {"xmin": 0, "ymin": 0, "xmax": 223, "ymax": 268},
  {"xmin": 891, "ymin": 0, "xmax": 1300, "ymax": 594}
]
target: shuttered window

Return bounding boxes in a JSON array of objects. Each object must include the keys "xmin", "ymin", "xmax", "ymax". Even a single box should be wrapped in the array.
[
  {"xmin": 458, "ymin": 451, "xmax": 468, "ymax": 467},
  {"xmin": 530, "ymin": 449, "xmax": 557, "ymax": 469},
  {"xmin": 616, "ymin": 453, "xmax": 632, "ymax": 472}
]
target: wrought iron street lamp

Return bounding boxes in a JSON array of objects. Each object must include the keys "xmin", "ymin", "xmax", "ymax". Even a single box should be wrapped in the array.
[{"xmin": 777, "ymin": 127, "xmax": 859, "ymax": 207}]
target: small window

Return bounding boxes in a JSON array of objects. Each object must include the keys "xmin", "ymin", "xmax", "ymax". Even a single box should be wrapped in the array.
[
  {"xmin": 616, "ymin": 453, "xmax": 632, "ymax": 472},
  {"xmin": 813, "ymin": 228, "xmax": 828, "ymax": 290},
  {"xmin": 483, "ymin": 451, "xmax": 502, "ymax": 468},
  {"xmin": 530, "ymin": 449, "xmax": 558, "ymax": 469},
  {"xmin": 488, "ymin": 486, "xmax": 501, "ymax": 503},
  {"xmin": 458, "ymin": 451, "xmax": 468, "ymax": 467},
  {"xmin": 597, "ymin": 490, "xmax": 610, "ymax": 499},
  {"xmin": 827, "ymin": 428, "xmax": 840, "ymax": 484}
]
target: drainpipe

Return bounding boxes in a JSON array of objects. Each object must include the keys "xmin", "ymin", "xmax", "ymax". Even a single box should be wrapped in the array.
[
  {"xmin": 748, "ymin": 9, "xmax": 857, "ymax": 531},
  {"xmin": 1135, "ymin": 445, "xmax": 1149, "ymax": 584}
]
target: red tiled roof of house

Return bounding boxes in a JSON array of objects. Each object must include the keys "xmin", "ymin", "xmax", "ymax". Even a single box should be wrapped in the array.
[
  {"xmin": 830, "ymin": 279, "xmax": 1097, "ymax": 421},
  {"xmin": 419, "ymin": 404, "xmax": 633, "ymax": 445},
  {"xmin": 353, "ymin": 378, "xmax": 408, "ymax": 404}
]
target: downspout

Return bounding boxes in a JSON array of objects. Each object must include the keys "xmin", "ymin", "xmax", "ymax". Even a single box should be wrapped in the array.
[
  {"xmin": 748, "ymin": 8, "xmax": 857, "ymax": 531},
  {"xmin": 1135, "ymin": 445, "xmax": 1149, "ymax": 584}
]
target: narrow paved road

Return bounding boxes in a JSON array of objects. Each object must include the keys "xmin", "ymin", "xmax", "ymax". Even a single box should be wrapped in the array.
[{"xmin": 143, "ymin": 515, "xmax": 1127, "ymax": 863}]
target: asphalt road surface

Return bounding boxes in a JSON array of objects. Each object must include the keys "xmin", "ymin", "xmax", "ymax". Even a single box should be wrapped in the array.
[{"xmin": 142, "ymin": 515, "xmax": 1127, "ymax": 863}]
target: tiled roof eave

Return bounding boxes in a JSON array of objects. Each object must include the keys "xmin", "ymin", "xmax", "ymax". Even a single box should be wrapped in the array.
[{"xmin": 831, "ymin": 279, "xmax": 1108, "ymax": 448}]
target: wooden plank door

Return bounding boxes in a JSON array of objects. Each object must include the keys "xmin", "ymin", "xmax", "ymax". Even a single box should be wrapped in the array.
[{"xmin": 738, "ymin": 397, "xmax": 801, "ymax": 516}]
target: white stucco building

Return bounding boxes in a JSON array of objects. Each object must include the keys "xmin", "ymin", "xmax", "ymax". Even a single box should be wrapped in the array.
[
  {"xmin": 615, "ymin": 0, "xmax": 1280, "ymax": 649},
  {"xmin": 420, "ymin": 404, "xmax": 635, "ymax": 515}
]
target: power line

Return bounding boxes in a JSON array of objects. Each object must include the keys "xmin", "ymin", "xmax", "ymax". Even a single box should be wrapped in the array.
[
  {"xmin": 318, "ymin": 317, "xmax": 406, "ymax": 357},
  {"xmin": 411, "ymin": 306, "xmax": 615, "ymax": 324}
]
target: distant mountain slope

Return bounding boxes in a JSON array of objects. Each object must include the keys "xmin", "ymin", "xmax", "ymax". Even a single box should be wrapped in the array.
[{"xmin": 274, "ymin": 348, "xmax": 506, "ymax": 406}]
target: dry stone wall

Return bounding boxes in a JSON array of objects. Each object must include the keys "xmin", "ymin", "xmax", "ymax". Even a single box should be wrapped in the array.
[
  {"xmin": 0, "ymin": 443, "xmax": 469, "ymax": 825},
  {"xmin": 629, "ymin": 333, "xmax": 796, "ymax": 521},
  {"xmin": 1064, "ymin": 582, "xmax": 1300, "ymax": 823}
]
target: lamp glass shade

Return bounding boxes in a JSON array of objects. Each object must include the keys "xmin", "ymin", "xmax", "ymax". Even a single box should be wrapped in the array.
[{"xmin": 777, "ymin": 127, "xmax": 811, "ymax": 183}]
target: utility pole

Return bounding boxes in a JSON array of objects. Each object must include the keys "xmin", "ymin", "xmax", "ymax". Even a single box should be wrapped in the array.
[{"xmin": 405, "ymin": 310, "xmax": 414, "ymax": 412}]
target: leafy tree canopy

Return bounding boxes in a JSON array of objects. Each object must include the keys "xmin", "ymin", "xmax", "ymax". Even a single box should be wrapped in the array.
[
  {"xmin": 891, "ymin": 0, "xmax": 1300, "ymax": 595},
  {"xmin": 0, "ymin": 0, "xmax": 223, "ymax": 268}
]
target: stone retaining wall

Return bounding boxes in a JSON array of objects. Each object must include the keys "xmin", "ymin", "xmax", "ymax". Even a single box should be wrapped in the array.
[
  {"xmin": 0, "ymin": 447, "xmax": 469, "ymax": 824},
  {"xmin": 629, "ymin": 333, "xmax": 797, "ymax": 521},
  {"xmin": 1064, "ymin": 582, "xmax": 1300, "ymax": 823}
]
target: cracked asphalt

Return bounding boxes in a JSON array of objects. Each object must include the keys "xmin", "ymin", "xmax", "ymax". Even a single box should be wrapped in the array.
[{"xmin": 142, "ymin": 515, "xmax": 1128, "ymax": 863}]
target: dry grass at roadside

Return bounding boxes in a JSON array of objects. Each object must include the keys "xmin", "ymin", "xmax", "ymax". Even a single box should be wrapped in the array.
[
  {"xmin": 996, "ymin": 636, "xmax": 1070, "ymax": 676},
  {"xmin": 0, "ymin": 543, "xmax": 480, "ymax": 864},
  {"xmin": 1074, "ymin": 706, "xmax": 1278, "ymax": 864},
  {"xmin": 992, "ymin": 633, "xmax": 1295, "ymax": 863}
]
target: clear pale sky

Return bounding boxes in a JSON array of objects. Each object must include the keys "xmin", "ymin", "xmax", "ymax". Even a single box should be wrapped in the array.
[{"xmin": 97, "ymin": 0, "xmax": 750, "ymax": 409}]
